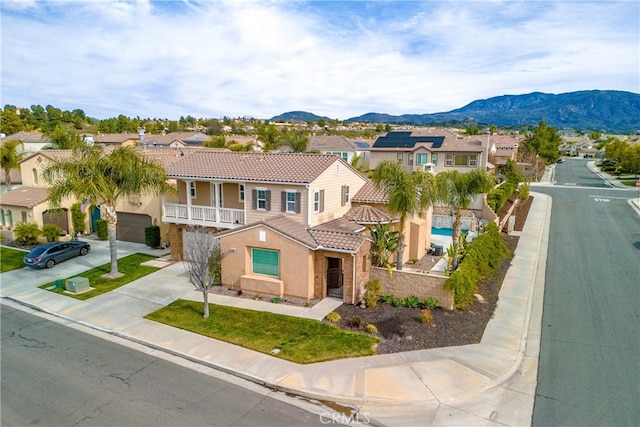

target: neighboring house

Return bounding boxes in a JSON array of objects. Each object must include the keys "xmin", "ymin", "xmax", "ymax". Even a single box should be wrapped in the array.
[
  {"xmin": 0, "ymin": 169, "xmax": 22, "ymax": 193},
  {"xmin": 487, "ymin": 133, "xmax": 523, "ymax": 173},
  {"xmin": 307, "ymin": 135, "xmax": 370, "ymax": 165},
  {"xmin": 369, "ymin": 129, "xmax": 490, "ymax": 175},
  {"xmin": 1, "ymin": 131, "xmax": 51, "ymax": 152},
  {"xmin": 1, "ymin": 150, "xmax": 80, "ymax": 234},
  {"xmin": 0, "ymin": 147, "xmax": 183, "ymax": 244},
  {"xmin": 91, "ymin": 133, "xmax": 139, "ymax": 147},
  {"xmin": 162, "ymin": 150, "xmax": 371, "ymax": 303}
]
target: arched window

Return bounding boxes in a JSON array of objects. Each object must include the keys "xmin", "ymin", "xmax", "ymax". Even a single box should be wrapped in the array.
[
  {"xmin": 0, "ymin": 209, "xmax": 5, "ymax": 227},
  {"xmin": 7, "ymin": 210, "xmax": 13, "ymax": 227},
  {"xmin": 32, "ymin": 168, "xmax": 39, "ymax": 184}
]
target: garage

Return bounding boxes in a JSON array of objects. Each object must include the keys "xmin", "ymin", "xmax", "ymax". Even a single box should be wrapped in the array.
[
  {"xmin": 116, "ymin": 212, "xmax": 152, "ymax": 244},
  {"xmin": 43, "ymin": 209, "xmax": 69, "ymax": 233}
]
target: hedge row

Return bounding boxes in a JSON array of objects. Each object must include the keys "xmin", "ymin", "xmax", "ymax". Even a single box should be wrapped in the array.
[
  {"xmin": 444, "ymin": 222, "xmax": 511, "ymax": 309},
  {"xmin": 486, "ymin": 179, "xmax": 518, "ymax": 213}
]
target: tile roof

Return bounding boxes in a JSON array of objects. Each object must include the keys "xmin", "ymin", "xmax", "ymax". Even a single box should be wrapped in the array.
[
  {"xmin": 166, "ymin": 150, "xmax": 346, "ymax": 183},
  {"xmin": 343, "ymin": 204, "xmax": 396, "ymax": 224},
  {"xmin": 371, "ymin": 129, "xmax": 484, "ymax": 153},
  {"xmin": 0, "ymin": 169, "xmax": 22, "ymax": 184},
  {"xmin": 21, "ymin": 150, "xmax": 77, "ymax": 163},
  {"xmin": 308, "ymin": 135, "xmax": 357, "ymax": 152},
  {"xmin": 92, "ymin": 133, "xmax": 139, "ymax": 143},
  {"xmin": 308, "ymin": 228, "xmax": 366, "ymax": 252},
  {"xmin": 351, "ymin": 180, "xmax": 388, "ymax": 204},
  {"xmin": 2, "ymin": 131, "xmax": 50, "ymax": 143},
  {"xmin": 0, "ymin": 186, "xmax": 50, "ymax": 208},
  {"xmin": 312, "ymin": 217, "xmax": 365, "ymax": 233},
  {"xmin": 217, "ymin": 214, "xmax": 366, "ymax": 252}
]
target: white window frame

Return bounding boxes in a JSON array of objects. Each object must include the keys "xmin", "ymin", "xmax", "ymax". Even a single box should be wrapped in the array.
[
  {"xmin": 416, "ymin": 153, "xmax": 427, "ymax": 165},
  {"xmin": 256, "ymin": 188, "xmax": 267, "ymax": 210},
  {"xmin": 344, "ymin": 184, "xmax": 350, "ymax": 204},
  {"xmin": 238, "ymin": 184, "xmax": 245, "ymax": 202},
  {"xmin": 285, "ymin": 190, "xmax": 297, "ymax": 213},
  {"xmin": 189, "ymin": 181, "xmax": 197, "ymax": 198},
  {"xmin": 313, "ymin": 190, "xmax": 320, "ymax": 213},
  {"xmin": 469, "ymin": 154, "xmax": 478, "ymax": 166}
]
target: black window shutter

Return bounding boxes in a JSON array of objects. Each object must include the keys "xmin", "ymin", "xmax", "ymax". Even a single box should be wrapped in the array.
[
  {"xmin": 266, "ymin": 190, "xmax": 271, "ymax": 211},
  {"xmin": 281, "ymin": 191, "xmax": 286, "ymax": 212},
  {"xmin": 252, "ymin": 189, "xmax": 257, "ymax": 209},
  {"xmin": 295, "ymin": 192, "xmax": 301, "ymax": 213}
]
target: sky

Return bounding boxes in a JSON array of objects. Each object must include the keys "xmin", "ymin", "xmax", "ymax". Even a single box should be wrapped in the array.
[{"xmin": 1, "ymin": 0, "xmax": 638, "ymax": 121}]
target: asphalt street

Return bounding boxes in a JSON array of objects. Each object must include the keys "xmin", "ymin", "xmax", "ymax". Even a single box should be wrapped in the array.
[{"xmin": 532, "ymin": 159, "xmax": 640, "ymax": 426}]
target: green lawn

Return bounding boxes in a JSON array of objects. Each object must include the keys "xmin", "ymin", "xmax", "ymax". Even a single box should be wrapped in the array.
[
  {"xmin": 0, "ymin": 246, "xmax": 28, "ymax": 273},
  {"xmin": 39, "ymin": 253, "xmax": 159, "ymax": 300},
  {"xmin": 620, "ymin": 179, "xmax": 639, "ymax": 186},
  {"xmin": 145, "ymin": 299, "xmax": 379, "ymax": 364}
]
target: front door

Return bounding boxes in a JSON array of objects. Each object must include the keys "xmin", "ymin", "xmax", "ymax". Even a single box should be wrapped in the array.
[{"xmin": 327, "ymin": 257, "xmax": 343, "ymax": 298}]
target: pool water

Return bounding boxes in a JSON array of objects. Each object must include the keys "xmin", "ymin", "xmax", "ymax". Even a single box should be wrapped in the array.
[{"xmin": 431, "ymin": 227, "xmax": 469, "ymax": 236}]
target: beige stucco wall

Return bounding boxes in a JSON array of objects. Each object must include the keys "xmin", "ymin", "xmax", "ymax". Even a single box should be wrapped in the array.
[
  {"xmin": 370, "ymin": 267, "xmax": 453, "ymax": 310},
  {"xmin": 308, "ymin": 161, "xmax": 367, "ymax": 227},
  {"xmin": 244, "ymin": 183, "xmax": 309, "ymax": 225},
  {"xmin": 219, "ymin": 225, "xmax": 315, "ymax": 300}
]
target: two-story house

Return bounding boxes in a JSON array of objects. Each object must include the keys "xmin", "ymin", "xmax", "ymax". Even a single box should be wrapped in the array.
[
  {"xmin": 162, "ymin": 150, "xmax": 372, "ymax": 303},
  {"xmin": 369, "ymin": 129, "xmax": 490, "ymax": 175},
  {"xmin": 487, "ymin": 133, "xmax": 523, "ymax": 173}
]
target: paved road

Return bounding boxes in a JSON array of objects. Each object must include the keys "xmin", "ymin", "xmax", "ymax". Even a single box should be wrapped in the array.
[
  {"xmin": 1, "ymin": 305, "xmax": 334, "ymax": 427},
  {"xmin": 532, "ymin": 159, "xmax": 640, "ymax": 426}
]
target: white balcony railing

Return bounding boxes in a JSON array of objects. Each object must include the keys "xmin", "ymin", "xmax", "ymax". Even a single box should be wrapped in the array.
[{"xmin": 163, "ymin": 203, "xmax": 245, "ymax": 227}]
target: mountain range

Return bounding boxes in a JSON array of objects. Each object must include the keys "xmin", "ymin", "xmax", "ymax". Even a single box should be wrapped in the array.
[{"xmin": 270, "ymin": 90, "xmax": 640, "ymax": 133}]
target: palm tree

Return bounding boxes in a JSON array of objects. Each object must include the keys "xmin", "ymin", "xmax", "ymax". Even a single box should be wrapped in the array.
[
  {"xmin": 43, "ymin": 146, "xmax": 173, "ymax": 277},
  {"xmin": 350, "ymin": 154, "xmax": 370, "ymax": 176},
  {"xmin": 436, "ymin": 169, "xmax": 496, "ymax": 246},
  {"xmin": 1, "ymin": 140, "xmax": 24, "ymax": 187},
  {"xmin": 371, "ymin": 159, "xmax": 437, "ymax": 270}
]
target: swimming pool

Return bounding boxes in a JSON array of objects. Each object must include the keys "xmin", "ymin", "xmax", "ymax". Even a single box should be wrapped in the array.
[{"xmin": 431, "ymin": 227, "xmax": 469, "ymax": 236}]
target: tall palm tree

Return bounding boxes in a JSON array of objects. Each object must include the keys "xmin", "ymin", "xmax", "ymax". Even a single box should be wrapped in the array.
[
  {"xmin": 436, "ymin": 169, "xmax": 496, "ymax": 245},
  {"xmin": 1, "ymin": 140, "xmax": 24, "ymax": 187},
  {"xmin": 43, "ymin": 146, "xmax": 173, "ymax": 277},
  {"xmin": 371, "ymin": 159, "xmax": 437, "ymax": 270}
]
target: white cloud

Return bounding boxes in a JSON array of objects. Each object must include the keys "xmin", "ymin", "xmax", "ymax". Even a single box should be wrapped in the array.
[{"xmin": 1, "ymin": 0, "xmax": 638, "ymax": 120}]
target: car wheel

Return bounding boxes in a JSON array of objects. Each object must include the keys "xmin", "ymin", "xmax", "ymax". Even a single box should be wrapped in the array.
[
  {"xmin": 45, "ymin": 259, "xmax": 55, "ymax": 268},
  {"xmin": 80, "ymin": 247, "xmax": 89, "ymax": 256}
]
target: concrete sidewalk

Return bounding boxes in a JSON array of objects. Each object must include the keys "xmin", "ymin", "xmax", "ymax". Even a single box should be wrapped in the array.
[{"xmin": 1, "ymin": 193, "xmax": 550, "ymax": 426}]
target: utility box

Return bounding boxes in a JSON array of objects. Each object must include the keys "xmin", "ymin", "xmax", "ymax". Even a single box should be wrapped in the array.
[{"xmin": 66, "ymin": 277, "xmax": 90, "ymax": 293}]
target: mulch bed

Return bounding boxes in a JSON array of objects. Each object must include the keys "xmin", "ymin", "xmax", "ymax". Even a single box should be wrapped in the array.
[{"xmin": 327, "ymin": 197, "xmax": 533, "ymax": 353}]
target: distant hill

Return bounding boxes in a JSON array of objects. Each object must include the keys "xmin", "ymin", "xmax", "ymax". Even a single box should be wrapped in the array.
[
  {"xmin": 274, "ymin": 91, "xmax": 640, "ymax": 132},
  {"xmin": 270, "ymin": 111, "xmax": 331, "ymax": 123}
]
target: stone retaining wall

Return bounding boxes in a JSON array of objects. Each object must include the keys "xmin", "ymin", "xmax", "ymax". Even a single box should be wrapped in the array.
[{"xmin": 370, "ymin": 267, "xmax": 453, "ymax": 310}]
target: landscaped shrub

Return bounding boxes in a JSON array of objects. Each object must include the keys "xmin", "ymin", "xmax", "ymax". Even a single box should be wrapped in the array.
[
  {"xmin": 42, "ymin": 224, "xmax": 62, "ymax": 242},
  {"xmin": 380, "ymin": 294, "xmax": 394, "ymax": 304},
  {"xmin": 13, "ymin": 222, "xmax": 41, "ymax": 245},
  {"xmin": 365, "ymin": 324, "xmax": 378, "ymax": 334},
  {"xmin": 405, "ymin": 295, "xmax": 420, "ymax": 308},
  {"xmin": 95, "ymin": 219, "xmax": 108, "ymax": 240},
  {"xmin": 70, "ymin": 203, "xmax": 85, "ymax": 236},
  {"xmin": 420, "ymin": 308, "xmax": 433, "ymax": 324},
  {"xmin": 326, "ymin": 311, "xmax": 341, "ymax": 323},
  {"xmin": 348, "ymin": 316, "xmax": 363, "ymax": 328},
  {"xmin": 487, "ymin": 179, "xmax": 518, "ymax": 212},
  {"xmin": 363, "ymin": 279, "xmax": 382, "ymax": 308},
  {"xmin": 271, "ymin": 296, "xmax": 283, "ymax": 304},
  {"xmin": 393, "ymin": 298, "xmax": 405, "ymax": 307},
  {"xmin": 518, "ymin": 183, "xmax": 530, "ymax": 201},
  {"xmin": 144, "ymin": 225, "xmax": 161, "ymax": 248},
  {"xmin": 422, "ymin": 297, "xmax": 439, "ymax": 309},
  {"xmin": 445, "ymin": 222, "xmax": 511, "ymax": 309}
]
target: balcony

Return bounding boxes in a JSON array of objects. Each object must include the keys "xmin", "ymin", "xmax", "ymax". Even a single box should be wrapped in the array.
[{"xmin": 162, "ymin": 202, "xmax": 245, "ymax": 228}]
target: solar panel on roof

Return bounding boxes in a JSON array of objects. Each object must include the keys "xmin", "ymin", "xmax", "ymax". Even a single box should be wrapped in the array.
[{"xmin": 372, "ymin": 132, "xmax": 445, "ymax": 149}]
